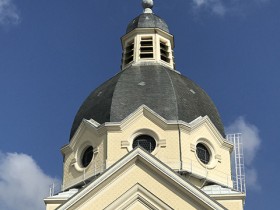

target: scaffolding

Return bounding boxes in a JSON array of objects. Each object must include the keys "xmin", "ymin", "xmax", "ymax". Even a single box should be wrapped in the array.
[{"xmin": 226, "ymin": 133, "xmax": 246, "ymax": 193}]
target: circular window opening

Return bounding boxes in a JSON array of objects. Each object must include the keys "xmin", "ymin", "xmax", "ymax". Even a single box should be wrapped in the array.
[
  {"xmin": 81, "ymin": 146, "xmax": 93, "ymax": 168},
  {"xmin": 196, "ymin": 143, "xmax": 210, "ymax": 164},
  {"xmin": 132, "ymin": 135, "xmax": 156, "ymax": 153}
]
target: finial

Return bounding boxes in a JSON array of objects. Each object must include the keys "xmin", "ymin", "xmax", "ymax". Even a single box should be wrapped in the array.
[{"xmin": 142, "ymin": 0, "xmax": 153, "ymax": 14}]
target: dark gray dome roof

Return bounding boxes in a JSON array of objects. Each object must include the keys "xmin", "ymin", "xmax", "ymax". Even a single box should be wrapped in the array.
[
  {"xmin": 126, "ymin": 13, "xmax": 169, "ymax": 33},
  {"xmin": 70, "ymin": 65, "xmax": 225, "ymax": 140}
]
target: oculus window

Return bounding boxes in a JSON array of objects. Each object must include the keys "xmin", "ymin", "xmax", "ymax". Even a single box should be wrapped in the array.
[
  {"xmin": 196, "ymin": 143, "xmax": 210, "ymax": 164},
  {"xmin": 133, "ymin": 135, "xmax": 156, "ymax": 153},
  {"xmin": 81, "ymin": 146, "xmax": 94, "ymax": 168}
]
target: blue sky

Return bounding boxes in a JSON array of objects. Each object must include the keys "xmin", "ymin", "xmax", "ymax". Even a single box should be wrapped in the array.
[{"xmin": 0, "ymin": 0, "xmax": 279, "ymax": 209}]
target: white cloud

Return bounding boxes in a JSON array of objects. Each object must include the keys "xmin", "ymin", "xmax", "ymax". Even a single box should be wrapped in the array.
[
  {"xmin": 192, "ymin": 0, "xmax": 226, "ymax": 16},
  {"xmin": 226, "ymin": 117, "xmax": 261, "ymax": 190},
  {"xmin": 191, "ymin": 0, "xmax": 270, "ymax": 16},
  {"xmin": 245, "ymin": 168, "xmax": 261, "ymax": 191},
  {"xmin": 0, "ymin": 152, "xmax": 59, "ymax": 210},
  {"xmin": 193, "ymin": 0, "xmax": 207, "ymax": 7},
  {"xmin": 211, "ymin": 2, "xmax": 226, "ymax": 16},
  {"xmin": 226, "ymin": 117, "xmax": 261, "ymax": 165},
  {"xmin": 0, "ymin": 0, "xmax": 20, "ymax": 26}
]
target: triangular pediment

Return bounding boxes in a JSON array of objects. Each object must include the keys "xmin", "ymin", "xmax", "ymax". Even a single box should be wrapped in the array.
[
  {"xmin": 57, "ymin": 148, "xmax": 226, "ymax": 210},
  {"xmin": 105, "ymin": 184, "xmax": 173, "ymax": 210}
]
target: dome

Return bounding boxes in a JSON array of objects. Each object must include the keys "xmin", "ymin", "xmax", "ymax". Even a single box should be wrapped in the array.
[
  {"xmin": 126, "ymin": 13, "xmax": 169, "ymax": 34},
  {"xmin": 70, "ymin": 65, "xmax": 225, "ymax": 140}
]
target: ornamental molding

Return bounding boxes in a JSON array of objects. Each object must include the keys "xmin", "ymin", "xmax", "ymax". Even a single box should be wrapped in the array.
[
  {"xmin": 68, "ymin": 105, "xmax": 233, "ymax": 153},
  {"xmin": 57, "ymin": 147, "xmax": 226, "ymax": 210},
  {"xmin": 104, "ymin": 184, "xmax": 173, "ymax": 210}
]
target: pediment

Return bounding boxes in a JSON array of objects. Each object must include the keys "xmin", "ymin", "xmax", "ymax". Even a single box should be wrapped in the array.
[
  {"xmin": 105, "ymin": 184, "xmax": 173, "ymax": 210},
  {"xmin": 105, "ymin": 105, "xmax": 231, "ymax": 148},
  {"xmin": 187, "ymin": 116, "xmax": 232, "ymax": 150},
  {"xmin": 68, "ymin": 119, "xmax": 103, "ymax": 149},
  {"xmin": 57, "ymin": 148, "xmax": 226, "ymax": 210}
]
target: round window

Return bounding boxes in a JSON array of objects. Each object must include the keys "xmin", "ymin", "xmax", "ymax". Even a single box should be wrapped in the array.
[
  {"xmin": 132, "ymin": 135, "xmax": 156, "ymax": 153},
  {"xmin": 81, "ymin": 146, "xmax": 93, "ymax": 168},
  {"xmin": 196, "ymin": 143, "xmax": 210, "ymax": 164}
]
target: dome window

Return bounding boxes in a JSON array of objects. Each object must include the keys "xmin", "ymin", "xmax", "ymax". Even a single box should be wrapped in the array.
[
  {"xmin": 133, "ymin": 135, "xmax": 156, "ymax": 153},
  {"xmin": 81, "ymin": 146, "xmax": 94, "ymax": 168},
  {"xmin": 196, "ymin": 143, "xmax": 210, "ymax": 164},
  {"xmin": 140, "ymin": 37, "xmax": 154, "ymax": 59},
  {"xmin": 160, "ymin": 40, "xmax": 170, "ymax": 63},
  {"xmin": 124, "ymin": 40, "xmax": 135, "ymax": 65}
]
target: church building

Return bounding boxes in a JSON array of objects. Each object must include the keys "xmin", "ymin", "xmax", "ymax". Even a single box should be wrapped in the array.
[{"xmin": 44, "ymin": 1, "xmax": 246, "ymax": 209}]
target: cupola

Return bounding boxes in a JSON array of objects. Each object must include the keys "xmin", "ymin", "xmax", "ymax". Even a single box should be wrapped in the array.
[
  {"xmin": 121, "ymin": 0, "xmax": 175, "ymax": 70},
  {"xmin": 69, "ymin": 0, "xmax": 226, "ymax": 141}
]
